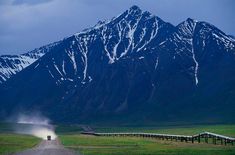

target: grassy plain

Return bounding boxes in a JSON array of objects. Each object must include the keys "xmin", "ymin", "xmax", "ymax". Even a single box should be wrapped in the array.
[
  {"xmin": 0, "ymin": 133, "xmax": 40, "ymax": 155},
  {"xmin": 1, "ymin": 123, "xmax": 235, "ymax": 155},
  {"xmin": 93, "ymin": 124, "xmax": 235, "ymax": 137},
  {"xmin": 60, "ymin": 124, "xmax": 235, "ymax": 155},
  {"xmin": 0, "ymin": 123, "xmax": 40, "ymax": 155}
]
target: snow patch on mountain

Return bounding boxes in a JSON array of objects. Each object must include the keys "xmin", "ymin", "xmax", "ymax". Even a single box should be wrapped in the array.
[
  {"xmin": 1, "ymin": 5, "xmax": 234, "ymax": 88},
  {"xmin": 0, "ymin": 42, "xmax": 59, "ymax": 83}
]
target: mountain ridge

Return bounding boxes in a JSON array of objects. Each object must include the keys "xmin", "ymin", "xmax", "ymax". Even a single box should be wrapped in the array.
[
  {"xmin": 0, "ymin": 5, "xmax": 235, "ymax": 124},
  {"xmin": 0, "ymin": 41, "xmax": 60, "ymax": 83},
  {"xmin": 1, "ymin": 6, "xmax": 234, "ymax": 85}
]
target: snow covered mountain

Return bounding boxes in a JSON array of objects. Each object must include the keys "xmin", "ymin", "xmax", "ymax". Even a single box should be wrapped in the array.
[
  {"xmin": 0, "ymin": 6, "xmax": 235, "ymax": 124},
  {"xmin": 0, "ymin": 42, "xmax": 59, "ymax": 83}
]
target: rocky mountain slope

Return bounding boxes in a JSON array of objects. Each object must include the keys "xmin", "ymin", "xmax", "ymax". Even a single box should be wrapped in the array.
[
  {"xmin": 0, "ymin": 6, "xmax": 235, "ymax": 124},
  {"xmin": 0, "ymin": 42, "xmax": 59, "ymax": 83}
]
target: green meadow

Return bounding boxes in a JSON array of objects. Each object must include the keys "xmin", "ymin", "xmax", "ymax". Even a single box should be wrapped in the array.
[
  {"xmin": 0, "ymin": 123, "xmax": 235, "ymax": 155},
  {"xmin": 93, "ymin": 124, "xmax": 235, "ymax": 137},
  {"xmin": 0, "ymin": 133, "xmax": 40, "ymax": 155},
  {"xmin": 60, "ymin": 124, "xmax": 235, "ymax": 155},
  {"xmin": 0, "ymin": 123, "xmax": 40, "ymax": 155}
]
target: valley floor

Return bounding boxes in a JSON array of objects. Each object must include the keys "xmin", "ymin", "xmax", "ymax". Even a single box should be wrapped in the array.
[
  {"xmin": 60, "ymin": 134, "xmax": 235, "ymax": 155},
  {"xmin": 59, "ymin": 124, "xmax": 235, "ymax": 155},
  {"xmin": 0, "ymin": 124, "xmax": 235, "ymax": 155},
  {"xmin": 0, "ymin": 134, "xmax": 40, "ymax": 155}
]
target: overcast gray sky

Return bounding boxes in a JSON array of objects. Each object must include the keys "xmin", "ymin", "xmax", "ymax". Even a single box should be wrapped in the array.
[{"xmin": 0, "ymin": 0, "xmax": 234, "ymax": 55}]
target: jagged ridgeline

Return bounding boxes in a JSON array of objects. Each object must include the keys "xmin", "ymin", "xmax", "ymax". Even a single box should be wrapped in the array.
[{"xmin": 0, "ymin": 6, "xmax": 235, "ymax": 124}]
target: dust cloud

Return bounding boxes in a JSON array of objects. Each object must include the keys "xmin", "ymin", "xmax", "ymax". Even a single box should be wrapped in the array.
[{"xmin": 13, "ymin": 113, "xmax": 57, "ymax": 140}]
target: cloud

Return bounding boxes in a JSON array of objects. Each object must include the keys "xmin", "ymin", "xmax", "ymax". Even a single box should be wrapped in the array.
[
  {"xmin": 0, "ymin": 0, "xmax": 12, "ymax": 5},
  {"xmin": 12, "ymin": 0, "xmax": 53, "ymax": 6},
  {"xmin": 0, "ymin": 0, "xmax": 234, "ymax": 55}
]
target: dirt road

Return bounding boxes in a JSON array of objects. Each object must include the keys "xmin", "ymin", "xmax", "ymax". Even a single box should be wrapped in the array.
[{"xmin": 14, "ymin": 139, "xmax": 78, "ymax": 155}]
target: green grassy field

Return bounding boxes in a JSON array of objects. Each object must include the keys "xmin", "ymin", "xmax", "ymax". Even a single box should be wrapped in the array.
[
  {"xmin": 93, "ymin": 124, "xmax": 235, "ymax": 137},
  {"xmin": 0, "ymin": 123, "xmax": 41, "ymax": 155},
  {"xmin": 0, "ymin": 133, "xmax": 40, "ymax": 155},
  {"xmin": 55, "ymin": 124, "xmax": 83, "ymax": 134},
  {"xmin": 0, "ymin": 123, "xmax": 235, "ymax": 155},
  {"xmin": 60, "ymin": 124, "xmax": 235, "ymax": 155}
]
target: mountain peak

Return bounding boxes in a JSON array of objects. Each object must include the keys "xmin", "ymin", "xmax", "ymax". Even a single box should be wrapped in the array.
[
  {"xmin": 176, "ymin": 18, "xmax": 198, "ymax": 37},
  {"xmin": 186, "ymin": 18, "xmax": 197, "ymax": 24},
  {"xmin": 128, "ymin": 5, "xmax": 142, "ymax": 16},
  {"xmin": 184, "ymin": 18, "xmax": 198, "ymax": 29},
  {"xmin": 129, "ymin": 5, "xmax": 141, "ymax": 11}
]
